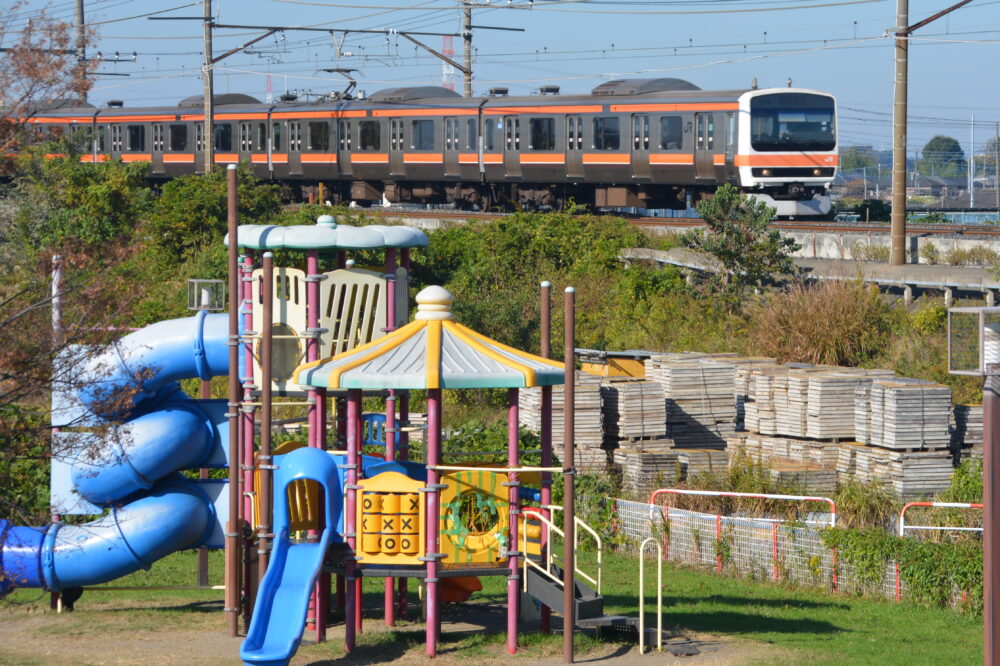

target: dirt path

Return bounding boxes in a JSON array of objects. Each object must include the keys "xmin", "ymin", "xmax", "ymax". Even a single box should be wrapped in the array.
[{"xmin": 0, "ymin": 595, "xmax": 789, "ymax": 665}]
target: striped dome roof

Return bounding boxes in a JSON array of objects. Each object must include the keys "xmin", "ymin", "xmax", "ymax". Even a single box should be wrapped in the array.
[{"xmin": 295, "ymin": 286, "xmax": 564, "ymax": 390}]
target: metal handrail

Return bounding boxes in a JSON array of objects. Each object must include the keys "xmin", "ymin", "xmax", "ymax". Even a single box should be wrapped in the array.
[
  {"xmin": 898, "ymin": 501, "xmax": 983, "ymax": 537},
  {"xmin": 639, "ymin": 537, "xmax": 663, "ymax": 655},
  {"xmin": 544, "ymin": 504, "xmax": 603, "ymax": 594},
  {"xmin": 521, "ymin": 508, "xmax": 603, "ymax": 596}
]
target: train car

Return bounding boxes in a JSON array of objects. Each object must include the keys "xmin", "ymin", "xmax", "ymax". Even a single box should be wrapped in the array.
[{"xmin": 26, "ymin": 78, "xmax": 837, "ymax": 217}]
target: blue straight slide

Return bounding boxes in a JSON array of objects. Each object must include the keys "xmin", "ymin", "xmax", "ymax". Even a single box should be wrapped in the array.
[{"xmin": 241, "ymin": 446, "xmax": 344, "ymax": 666}]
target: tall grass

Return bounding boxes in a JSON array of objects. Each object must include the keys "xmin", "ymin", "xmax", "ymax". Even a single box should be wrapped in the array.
[{"xmin": 749, "ymin": 279, "xmax": 897, "ymax": 366}]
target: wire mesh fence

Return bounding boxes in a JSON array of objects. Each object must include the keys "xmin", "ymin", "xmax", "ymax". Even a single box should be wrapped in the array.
[{"xmin": 615, "ymin": 498, "xmax": 901, "ymax": 600}]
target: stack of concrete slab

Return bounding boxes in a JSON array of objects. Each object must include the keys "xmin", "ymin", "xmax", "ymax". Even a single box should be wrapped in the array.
[
  {"xmin": 645, "ymin": 354, "xmax": 737, "ymax": 449},
  {"xmin": 676, "ymin": 448, "xmax": 729, "ymax": 479},
  {"xmin": 838, "ymin": 443, "xmax": 960, "ymax": 500},
  {"xmin": 520, "ymin": 371, "xmax": 604, "ymax": 449},
  {"xmin": 613, "ymin": 439, "xmax": 680, "ymax": 498},
  {"xmin": 953, "ymin": 404, "xmax": 983, "ymax": 455},
  {"xmin": 734, "ymin": 432, "xmax": 840, "ymax": 470},
  {"xmin": 600, "ymin": 378, "xmax": 666, "ymax": 443},
  {"xmin": 767, "ymin": 460, "xmax": 838, "ymax": 495},
  {"xmin": 864, "ymin": 379, "xmax": 952, "ymax": 450},
  {"xmin": 732, "ymin": 357, "xmax": 778, "ymax": 429}
]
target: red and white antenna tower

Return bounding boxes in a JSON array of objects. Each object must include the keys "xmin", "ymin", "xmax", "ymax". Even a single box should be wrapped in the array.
[{"xmin": 441, "ymin": 35, "xmax": 455, "ymax": 91}]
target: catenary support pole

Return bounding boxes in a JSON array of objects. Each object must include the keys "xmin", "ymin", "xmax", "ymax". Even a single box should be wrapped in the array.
[
  {"xmin": 463, "ymin": 4, "xmax": 472, "ymax": 97},
  {"xmin": 890, "ymin": 0, "xmax": 908, "ymax": 266},
  {"xmin": 563, "ymin": 286, "xmax": 576, "ymax": 664},
  {"xmin": 985, "ymin": 366, "xmax": 1000, "ymax": 665},
  {"xmin": 225, "ymin": 164, "xmax": 240, "ymax": 636},
  {"xmin": 539, "ymin": 281, "xmax": 552, "ymax": 635},
  {"xmin": 202, "ymin": 0, "xmax": 214, "ymax": 173}
]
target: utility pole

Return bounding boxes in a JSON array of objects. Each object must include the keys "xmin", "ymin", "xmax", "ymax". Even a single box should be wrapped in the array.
[
  {"xmin": 890, "ymin": 0, "xmax": 908, "ymax": 265},
  {"xmin": 203, "ymin": 0, "xmax": 214, "ymax": 173},
  {"xmin": 889, "ymin": 0, "xmax": 975, "ymax": 265},
  {"xmin": 972, "ymin": 114, "xmax": 977, "ymax": 209},
  {"xmin": 995, "ymin": 121, "xmax": 999, "ymax": 210},
  {"xmin": 75, "ymin": 0, "xmax": 86, "ymax": 102},
  {"xmin": 463, "ymin": 3, "xmax": 473, "ymax": 98}
]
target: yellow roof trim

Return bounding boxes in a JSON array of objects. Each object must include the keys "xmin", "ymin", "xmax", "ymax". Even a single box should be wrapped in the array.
[
  {"xmin": 444, "ymin": 321, "xmax": 537, "ymax": 387},
  {"xmin": 293, "ymin": 319, "xmax": 424, "ymax": 377},
  {"xmin": 452, "ymin": 322, "xmax": 563, "ymax": 369},
  {"xmin": 426, "ymin": 320, "xmax": 442, "ymax": 388}
]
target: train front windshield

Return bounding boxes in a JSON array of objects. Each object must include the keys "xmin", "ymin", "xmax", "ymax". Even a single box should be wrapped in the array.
[{"xmin": 750, "ymin": 93, "xmax": 835, "ymax": 152}]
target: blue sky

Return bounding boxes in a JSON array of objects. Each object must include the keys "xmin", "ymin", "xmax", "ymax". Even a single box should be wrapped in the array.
[{"xmin": 7, "ymin": 0, "xmax": 1000, "ymax": 158}]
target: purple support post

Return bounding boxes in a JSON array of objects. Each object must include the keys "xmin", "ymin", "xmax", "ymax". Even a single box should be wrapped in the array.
[
  {"xmin": 383, "ymin": 248, "xmax": 398, "ymax": 627},
  {"xmin": 539, "ymin": 281, "xmax": 552, "ymax": 634},
  {"xmin": 241, "ymin": 252, "xmax": 255, "ymax": 627},
  {"xmin": 336, "ymin": 395, "xmax": 347, "ymax": 613},
  {"xmin": 397, "ymin": 391, "xmax": 410, "ymax": 618},
  {"xmin": 507, "ymin": 388, "xmax": 520, "ymax": 655},
  {"xmin": 305, "ymin": 249, "xmax": 323, "ymax": 641},
  {"xmin": 425, "ymin": 388, "xmax": 442, "ymax": 658},
  {"xmin": 259, "ymin": 253, "xmax": 275, "ymax": 579},
  {"xmin": 345, "ymin": 389, "xmax": 361, "ymax": 653}
]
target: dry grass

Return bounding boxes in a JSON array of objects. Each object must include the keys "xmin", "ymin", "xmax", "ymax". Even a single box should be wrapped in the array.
[{"xmin": 748, "ymin": 279, "xmax": 896, "ymax": 367}]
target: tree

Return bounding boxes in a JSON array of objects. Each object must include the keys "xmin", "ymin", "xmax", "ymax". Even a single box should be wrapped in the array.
[
  {"xmin": 840, "ymin": 146, "xmax": 877, "ymax": 172},
  {"xmin": 917, "ymin": 135, "xmax": 967, "ymax": 178},
  {"xmin": 0, "ymin": 3, "xmax": 94, "ymax": 159},
  {"xmin": 684, "ymin": 184, "xmax": 801, "ymax": 308}
]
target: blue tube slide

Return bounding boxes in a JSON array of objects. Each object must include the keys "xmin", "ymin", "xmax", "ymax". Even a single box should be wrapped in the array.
[
  {"xmin": 0, "ymin": 312, "xmax": 229, "ymax": 597},
  {"xmin": 241, "ymin": 447, "xmax": 343, "ymax": 666}
]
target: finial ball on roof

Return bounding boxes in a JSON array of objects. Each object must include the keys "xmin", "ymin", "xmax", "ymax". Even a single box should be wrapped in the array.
[
  {"xmin": 316, "ymin": 215, "xmax": 338, "ymax": 228},
  {"xmin": 415, "ymin": 285, "xmax": 453, "ymax": 321}
]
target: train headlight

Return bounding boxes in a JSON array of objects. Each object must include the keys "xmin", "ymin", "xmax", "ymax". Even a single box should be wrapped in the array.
[
  {"xmin": 812, "ymin": 168, "xmax": 823, "ymax": 176},
  {"xmin": 761, "ymin": 169, "xmax": 771, "ymax": 177}
]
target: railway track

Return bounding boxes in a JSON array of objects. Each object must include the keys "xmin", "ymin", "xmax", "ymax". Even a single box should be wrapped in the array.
[{"xmin": 377, "ymin": 209, "xmax": 1000, "ymax": 237}]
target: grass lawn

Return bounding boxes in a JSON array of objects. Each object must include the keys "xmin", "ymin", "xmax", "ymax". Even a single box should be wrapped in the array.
[{"xmin": 0, "ymin": 547, "xmax": 983, "ymax": 665}]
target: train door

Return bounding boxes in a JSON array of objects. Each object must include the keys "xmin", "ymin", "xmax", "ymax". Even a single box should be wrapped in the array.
[
  {"xmin": 566, "ymin": 115, "xmax": 584, "ymax": 179},
  {"xmin": 337, "ymin": 119, "xmax": 353, "ymax": 178},
  {"xmin": 631, "ymin": 114, "xmax": 651, "ymax": 181},
  {"xmin": 150, "ymin": 123, "xmax": 165, "ymax": 175},
  {"xmin": 238, "ymin": 122, "xmax": 254, "ymax": 164},
  {"xmin": 503, "ymin": 115, "xmax": 521, "ymax": 179},
  {"xmin": 694, "ymin": 113, "xmax": 715, "ymax": 180},
  {"xmin": 288, "ymin": 120, "xmax": 303, "ymax": 176},
  {"xmin": 443, "ymin": 117, "xmax": 460, "ymax": 177},
  {"xmin": 389, "ymin": 119, "xmax": 405, "ymax": 177}
]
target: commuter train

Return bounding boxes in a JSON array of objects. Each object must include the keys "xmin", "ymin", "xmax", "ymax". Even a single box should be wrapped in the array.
[{"xmin": 27, "ymin": 78, "xmax": 837, "ymax": 216}]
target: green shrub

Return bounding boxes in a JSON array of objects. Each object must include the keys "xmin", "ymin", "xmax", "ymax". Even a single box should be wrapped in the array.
[
  {"xmin": 833, "ymin": 477, "xmax": 900, "ymax": 529},
  {"xmin": 145, "ymin": 164, "xmax": 283, "ymax": 257},
  {"xmin": 749, "ymin": 279, "xmax": 896, "ymax": 366},
  {"xmin": 910, "ymin": 302, "xmax": 947, "ymax": 336},
  {"xmin": 944, "ymin": 246, "xmax": 1000, "ymax": 267},
  {"xmin": 851, "ymin": 242, "xmax": 890, "ymax": 263},
  {"xmin": 920, "ymin": 242, "xmax": 942, "ymax": 265}
]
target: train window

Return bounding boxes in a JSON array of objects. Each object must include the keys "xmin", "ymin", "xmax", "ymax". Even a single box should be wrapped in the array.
[
  {"xmin": 126, "ymin": 125, "xmax": 145, "ymax": 151},
  {"xmin": 257, "ymin": 123, "xmax": 267, "ymax": 151},
  {"xmin": 529, "ymin": 118, "xmax": 555, "ymax": 151},
  {"xmin": 466, "ymin": 119, "xmax": 476, "ymax": 150},
  {"xmin": 444, "ymin": 118, "xmax": 455, "ymax": 150},
  {"xmin": 484, "ymin": 120, "xmax": 497, "ymax": 151},
  {"xmin": 309, "ymin": 122, "xmax": 330, "ymax": 151},
  {"xmin": 659, "ymin": 116, "xmax": 682, "ymax": 150},
  {"xmin": 360, "ymin": 121, "xmax": 380, "ymax": 151},
  {"xmin": 706, "ymin": 115, "xmax": 715, "ymax": 150},
  {"xmin": 196, "ymin": 123, "xmax": 204, "ymax": 151},
  {"xmin": 214, "ymin": 123, "xmax": 232, "ymax": 151},
  {"xmin": 727, "ymin": 113, "xmax": 735, "ymax": 149},
  {"xmin": 97, "ymin": 126, "xmax": 106, "ymax": 152},
  {"xmin": 151, "ymin": 125, "xmax": 161, "ymax": 151},
  {"xmin": 288, "ymin": 122, "xmax": 301, "ymax": 152},
  {"xmin": 272, "ymin": 123, "xmax": 282, "ymax": 151},
  {"xmin": 169, "ymin": 125, "xmax": 188, "ymax": 151},
  {"xmin": 592, "ymin": 117, "xmax": 620, "ymax": 150},
  {"xmin": 411, "ymin": 119, "xmax": 434, "ymax": 150},
  {"xmin": 632, "ymin": 114, "xmax": 650, "ymax": 151},
  {"xmin": 111, "ymin": 125, "xmax": 123, "ymax": 152}
]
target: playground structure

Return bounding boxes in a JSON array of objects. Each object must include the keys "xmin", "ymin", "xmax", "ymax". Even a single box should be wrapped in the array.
[{"xmin": 0, "ymin": 167, "xmax": 662, "ymax": 664}]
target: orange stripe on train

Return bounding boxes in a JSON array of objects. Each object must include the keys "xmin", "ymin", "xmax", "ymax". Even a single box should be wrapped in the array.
[{"xmin": 734, "ymin": 154, "xmax": 839, "ymax": 167}]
